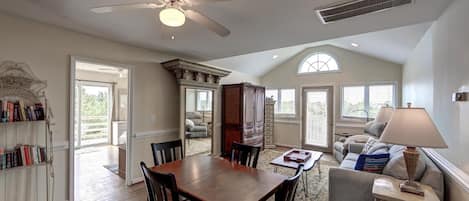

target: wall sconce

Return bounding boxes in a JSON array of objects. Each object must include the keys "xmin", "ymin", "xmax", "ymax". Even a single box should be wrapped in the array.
[{"xmin": 452, "ymin": 92, "xmax": 468, "ymax": 102}]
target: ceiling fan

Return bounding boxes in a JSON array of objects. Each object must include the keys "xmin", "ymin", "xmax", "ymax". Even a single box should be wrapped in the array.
[{"xmin": 90, "ymin": 0, "xmax": 231, "ymax": 37}]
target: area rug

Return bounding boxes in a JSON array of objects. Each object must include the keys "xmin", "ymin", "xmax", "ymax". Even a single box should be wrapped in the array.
[
  {"xmin": 257, "ymin": 149, "xmax": 339, "ymax": 201},
  {"xmin": 103, "ymin": 164, "xmax": 119, "ymax": 175}
]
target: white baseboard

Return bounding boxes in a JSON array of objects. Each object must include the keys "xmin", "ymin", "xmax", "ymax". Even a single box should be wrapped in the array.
[
  {"xmin": 131, "ymin": 176, "xmax": 144, "ymax": 184},
  {"xmin": 275, "ymin": 143, "xmax": 301, "ymax": 149},
  {"xmin": 423, "ymin": 148, "xmax": 469, "ymax": 192}
]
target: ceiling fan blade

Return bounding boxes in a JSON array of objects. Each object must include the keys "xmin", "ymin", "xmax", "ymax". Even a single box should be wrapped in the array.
[
  {"xmin": 183, "ymin": 0, "xmax": 231, "ymax": 6},
  {"xmin": 185, "ymin": 9, "xmax": 230, "ymax": 37},
  {"xmin": 91, "ymin": 2, "xmax": 165, "ymax": 14}
]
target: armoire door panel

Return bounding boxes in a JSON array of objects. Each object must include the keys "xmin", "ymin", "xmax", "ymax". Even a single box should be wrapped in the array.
[
  {"xmin": 244, "ymin": 86, "xmax": 256, "ymax": 128},
  {"xmin": 223, "ymin": 87, "xmax": 241, "ymax": 125},
  {"xmin": 255, "ymin": 88, "xmax": 265, "ymax": 125},
  {"xmin": 224, "ymin": 129, "xmax": 242, "ymax": 154}
]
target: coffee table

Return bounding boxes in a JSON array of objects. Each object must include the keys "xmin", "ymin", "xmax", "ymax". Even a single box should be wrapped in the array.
[{"xmin": 270, "ymin": 149, "xmax": 323, "ymax": 197}]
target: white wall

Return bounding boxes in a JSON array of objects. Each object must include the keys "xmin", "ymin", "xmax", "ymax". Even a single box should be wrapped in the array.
[
  {"xmin": 402, "ymin": 26, "xmax": 434, "ymax": 115},
  {"xmin": 402, "ymin": 0, "xmax": 469, "ymax": 199},
  {"xmin": 261, "ymin": 45, "xmax": 402, "ymax": 148},
  {"xmin": 0, "ymin": 12, "xmax": 259, "ymax": 201}
]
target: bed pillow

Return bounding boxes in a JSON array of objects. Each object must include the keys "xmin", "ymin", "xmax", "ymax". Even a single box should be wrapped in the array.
[{"xmin": 354, "ymin": 153, "xmax": 390, "ymax": 174}]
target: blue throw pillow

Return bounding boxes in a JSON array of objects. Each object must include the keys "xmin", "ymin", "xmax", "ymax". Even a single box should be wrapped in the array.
[{"xmin": 354, "ymin": 153, "xmax": 390, "ymax": 174}]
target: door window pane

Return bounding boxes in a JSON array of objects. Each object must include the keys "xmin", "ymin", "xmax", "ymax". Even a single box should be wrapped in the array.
[
  {"xmin": 305, "ymin": 91, "xmax": 328, "ymax": 147},
  {"xmin": 342, "ymin": 86, "xmax": 366, "ymax": 118},
  {"xmin": 369, "ymin": 85, "xmax": 394, "ymax": 117}
]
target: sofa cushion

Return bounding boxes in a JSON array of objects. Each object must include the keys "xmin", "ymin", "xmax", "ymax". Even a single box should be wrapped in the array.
[
  {"xmin": 364, "ymin": 121, "xmax": 386, "ymax": 138},
  {"xmin": 354, "ymin": 153, "xmax": 390, "ymax": 174},
  {"xmin": 339, "ymin": 159, "xmax": 357, "ymax": 169},
  {"xmin": 344, "ymin": 153, "xmax": 360, "ymax": 161},
  {"xmin": 383, "ymin": 146, "xmax": 426, "ymax": 180},
  {"xmin": 345, "ymin": 135, "xmax": 371, "ymax": 144}
]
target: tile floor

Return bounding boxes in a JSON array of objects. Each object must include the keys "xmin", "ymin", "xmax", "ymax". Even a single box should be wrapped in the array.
[{"xmin": 75, "ymin": 145, "xmax": 146, "ymax": 201}]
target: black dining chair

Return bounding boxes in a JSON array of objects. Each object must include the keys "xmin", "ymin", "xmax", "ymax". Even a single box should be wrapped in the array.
[
  {"xmin": 229, "ymin": 142, "xmax": 261, "ymax": 168},
  {"xmin": 140, "ymin": 161, "xmax": 181, "ymax": 201},
  {"xmin": 151, "ymin": 139, "xmax": 184, "ymax": 166},
  {"xmin": 275, "ymin": 164, "xmax": 304, "ymax": 201}
]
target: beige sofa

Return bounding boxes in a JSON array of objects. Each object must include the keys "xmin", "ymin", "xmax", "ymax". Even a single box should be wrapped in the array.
[
  {"xmin": 329, "ymin": 142, "xmax": 444, "ymax": 201},
  {"xmin": 333, "ymin": 121, "xmax": 386, "ymax": 162}
]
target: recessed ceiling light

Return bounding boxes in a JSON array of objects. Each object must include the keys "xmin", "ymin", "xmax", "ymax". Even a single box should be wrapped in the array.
[
  {"xmin": 272, "ymin": 55, "xmax": 279, "ymax": 59},
  {"xmin": 351, "ymin": 43, "xmax": 359, "ymax": 47},
  {"xmin": 171, "ymin": 35, "xmax": 175, "ymax": 40}
]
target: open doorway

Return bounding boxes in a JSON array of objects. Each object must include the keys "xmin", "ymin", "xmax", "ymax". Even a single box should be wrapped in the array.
[
  {"xmin": 70, "ymin": 58, "xmax": 132, "ymax": 201},
  {"xmin": 184, "ymin": 88, "xmax": 213, "ymax": 156}
]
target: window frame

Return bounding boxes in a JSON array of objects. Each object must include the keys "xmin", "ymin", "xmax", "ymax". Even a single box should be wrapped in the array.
[
  {"xmin": 265, "ymin": 88, "xmax": 296, "ymax": 118},
  {"xmin": 340, "ymin": 82, "xmax": 397, "ymax": 121},
  {"xmin": 297, "ymin": 52, "xmax": 341, "ymax": 75}
]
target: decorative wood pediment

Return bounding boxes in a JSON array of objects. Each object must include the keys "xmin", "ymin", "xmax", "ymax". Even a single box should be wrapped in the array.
[{"xmin": 161, "ymin": 59, "xmax": 231, "ymax": 88}]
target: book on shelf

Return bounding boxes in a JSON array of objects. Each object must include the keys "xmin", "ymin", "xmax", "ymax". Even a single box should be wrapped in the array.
[
  {"xmin": 0, "ymin": 100, "xmax": 45, "ymax": 123},
  {"xmin": 0, "ymin": 145, "xmax": 47, "ymax": 170}
]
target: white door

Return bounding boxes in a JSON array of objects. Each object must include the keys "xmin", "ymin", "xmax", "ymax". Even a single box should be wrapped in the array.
[{"xmin": 302, "ymin": 86, "xmax": 333, "ymax": 152}]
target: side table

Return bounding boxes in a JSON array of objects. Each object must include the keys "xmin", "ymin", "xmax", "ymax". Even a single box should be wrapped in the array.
[{"xmin": 372, "ymin": 177, "xmax": 440, "ymax": 201}]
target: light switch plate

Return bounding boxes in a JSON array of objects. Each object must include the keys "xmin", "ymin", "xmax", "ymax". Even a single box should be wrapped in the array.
[{"xmin": 452, "ymin": 92, "xmax": 468, "ymax": 102}]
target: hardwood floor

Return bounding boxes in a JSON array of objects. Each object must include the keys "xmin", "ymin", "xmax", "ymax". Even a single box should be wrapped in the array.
[{"xmin": 75, "ymin": 145, "xmax": 147, "ymax": 201}]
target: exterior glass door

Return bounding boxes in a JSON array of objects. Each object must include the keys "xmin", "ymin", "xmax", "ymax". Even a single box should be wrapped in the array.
[
  {"xmin": 75, "ymin": 81, "xmax": 112, "ymax": 147},
  {"xmin": 302, "ymin": 87, "xmax": 333, "ymax": 152}
]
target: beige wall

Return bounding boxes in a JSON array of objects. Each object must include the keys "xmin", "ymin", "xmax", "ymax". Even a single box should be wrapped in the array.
[
  {"xmin": 403, "ymin": 0, "xmax": 469, "ymax": 199},
  {"xmin": 261, "ymin": 45, "xmax": 402, "ymax": 148},
  {"xmin": 0, "ymin": 12, "xmax": 259, "ymax": 201}
]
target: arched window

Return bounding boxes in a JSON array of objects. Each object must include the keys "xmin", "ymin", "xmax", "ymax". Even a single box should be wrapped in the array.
[{"xmin": 298, "ymin": 53, "xmax": 339, "ymax": 73}]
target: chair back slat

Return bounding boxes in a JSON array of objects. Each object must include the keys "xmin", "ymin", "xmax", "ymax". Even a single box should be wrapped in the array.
[
  {"xmin": 230, "ymin": 142, "xmax": 261, "ymax": 168},
  {"xmin": 140, "ymin": 162, "xmax": 180, "ymax": 201},
  {"xmin": 275, "ymin": 164, "xmax": 304, "ymax": 201},
  {"xmin": 151, "ymin": 140, "xmax": 184, "ymax": 166}
]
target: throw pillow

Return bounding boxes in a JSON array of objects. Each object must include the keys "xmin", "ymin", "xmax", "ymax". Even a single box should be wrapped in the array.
[
  {"xmin": 364, "ymin": 121, "xmax": 386, "ymax": 138},
  {"xmin": 185, "ymin": 119, "xmax": 195, "ymax": 130},
  {"xmin": 354, "ymin": 153, "xmax": 390, "ymax": 174},
  {"xmin": 362, "ymin": 138, "xmax": 379, "ymax": 153},
  {"xmin": 383, "ymin": 148, "xmax": 427, "ymax": 180}
]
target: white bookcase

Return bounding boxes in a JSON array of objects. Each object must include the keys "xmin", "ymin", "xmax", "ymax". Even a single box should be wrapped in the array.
[{"xmin": 0, "ymin": 61, "xmax": 54, "ymax": 201}]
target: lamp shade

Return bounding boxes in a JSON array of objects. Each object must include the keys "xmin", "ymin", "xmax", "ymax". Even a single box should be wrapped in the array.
[
  {"xmin": 375, "ymin": 106, "xmax": 393, "ymax": 123},
  {"xmin": 380, "ymin": 108, "xmax": 448, "ymax": 148}
]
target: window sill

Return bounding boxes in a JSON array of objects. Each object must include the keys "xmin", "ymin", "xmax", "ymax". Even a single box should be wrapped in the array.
[{"xmin": 274, "ymin": 114, "xmax": 296, "ymax": 119}]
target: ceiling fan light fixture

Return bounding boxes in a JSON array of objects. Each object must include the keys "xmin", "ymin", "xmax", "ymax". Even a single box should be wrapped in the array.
[{"xmin": 159, "ymin": 7, "xmax": 185, "ymax": 27}]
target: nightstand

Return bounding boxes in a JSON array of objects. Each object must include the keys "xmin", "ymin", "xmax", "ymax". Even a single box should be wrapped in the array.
[{"xmin": 372, "ymin": 177, "xmax": 440, "ymax": 201}]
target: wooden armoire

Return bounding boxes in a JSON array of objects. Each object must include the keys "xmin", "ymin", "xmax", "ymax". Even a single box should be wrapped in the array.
[{"xmin": 221, "ymin": 83, "xmax": 265, "ymax": 156}]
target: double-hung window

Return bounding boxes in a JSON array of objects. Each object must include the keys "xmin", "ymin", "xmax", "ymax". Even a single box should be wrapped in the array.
[
  {"xmin": 341, "ymin": 83, "xmax": 396, "ymax": 120},
  {"xmin": 265, "ymin": 89, "xmax": 296, "ymax": 117}
]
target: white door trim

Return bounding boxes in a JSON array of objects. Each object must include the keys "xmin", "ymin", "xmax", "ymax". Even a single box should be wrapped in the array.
[{"xmin": 69, "ymin": 56, "xmax": 135, "ymax": 201}]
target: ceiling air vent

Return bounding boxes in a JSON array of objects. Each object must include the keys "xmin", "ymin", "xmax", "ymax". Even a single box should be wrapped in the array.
[{"xmin": 316, "ymin": 0, "xmax": 412, "ymax": 24}]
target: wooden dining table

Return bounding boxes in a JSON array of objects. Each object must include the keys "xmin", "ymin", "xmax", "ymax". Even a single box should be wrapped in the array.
[{"xmin": 151, "ymin": 155, "xmax": 287, "ymax": 201}]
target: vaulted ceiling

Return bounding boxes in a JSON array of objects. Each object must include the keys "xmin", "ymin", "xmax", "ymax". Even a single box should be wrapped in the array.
[
  {"xmin": 206, "ymin": 22, "xmax": 432, "ymax": 76},
  {"xmin": 0, "ymin": 0, "xmax": 451, "ymax": 62}
]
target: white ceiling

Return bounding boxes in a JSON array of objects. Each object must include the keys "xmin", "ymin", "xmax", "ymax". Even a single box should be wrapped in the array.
[
  {"xmin": 0, "ymin": 0, "xmax": 450, "ymax": 61},
  {"xmin": 205, "ymin": 22, "xmax": 432, "ymax": 76}
]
